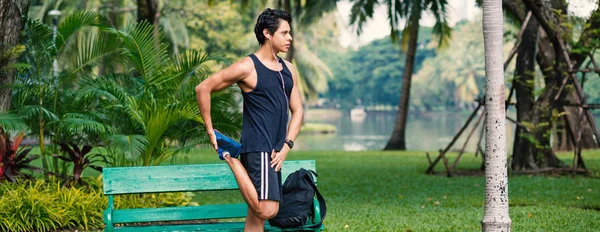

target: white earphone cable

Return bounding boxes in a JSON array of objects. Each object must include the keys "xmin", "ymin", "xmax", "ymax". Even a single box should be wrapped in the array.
[{"xmin": 269, "ymin": 38, "xmax": 289, "ymax": 109}]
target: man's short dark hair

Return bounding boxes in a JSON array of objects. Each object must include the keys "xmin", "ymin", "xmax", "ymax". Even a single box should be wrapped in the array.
[{"xmin": 254, "ymin": 8, "xmax": 292, "ymax": 45}]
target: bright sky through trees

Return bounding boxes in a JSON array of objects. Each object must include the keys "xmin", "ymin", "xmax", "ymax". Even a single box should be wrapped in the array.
[{"xmin": 337, "ymin": 0, "xmax": 598, "ymax": 48}]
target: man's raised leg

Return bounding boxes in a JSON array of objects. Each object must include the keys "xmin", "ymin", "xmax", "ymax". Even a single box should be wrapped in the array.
[{"xmin": 224, "ymin": 154, "xmax": 279, "ymax": 223}]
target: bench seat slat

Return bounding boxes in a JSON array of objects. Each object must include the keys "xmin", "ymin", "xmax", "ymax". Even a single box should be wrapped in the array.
[
  {"xmin": 103, "ymin": 160, "xmax": 316, "ymax": 195},
  {"xmin": 113, "ymin": 222, "xmax": 317, "ymax": 232},
  {"xmin": 112, "ymin": 204, "xmax": 248, "ymax": 223},
  {"xmin": 113, "ymin": 222, "xmax": 268, "ymax": 232}
]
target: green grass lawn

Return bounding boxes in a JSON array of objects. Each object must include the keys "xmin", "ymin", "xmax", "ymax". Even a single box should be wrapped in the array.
[{"xmin": 174, "ymin": 149, "xmax": 600, "ymax": 232}]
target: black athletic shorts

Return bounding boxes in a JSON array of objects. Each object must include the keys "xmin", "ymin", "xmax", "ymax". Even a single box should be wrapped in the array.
[{"xmin": 240, "ymin": 151, "xmax": 282, "ymax": 201}]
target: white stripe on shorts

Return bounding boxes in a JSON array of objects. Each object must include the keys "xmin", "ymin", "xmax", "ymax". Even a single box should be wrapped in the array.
[
  {"xmin": 264, "ymin": 152, "xmax": 269, "ymax": 199},
  {"xmin": 260, "ymin": 152, "xmax": 265, "ymax": 199}
]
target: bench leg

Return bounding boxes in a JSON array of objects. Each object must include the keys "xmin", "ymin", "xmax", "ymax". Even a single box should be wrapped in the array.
[{"xmin": 104, "ymin": 196, "xmax": 114, "ymax": 232}]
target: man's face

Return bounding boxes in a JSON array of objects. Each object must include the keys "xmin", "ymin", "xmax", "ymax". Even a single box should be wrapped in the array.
[{"xmin": 266, "ymin": 19, "xmax": 293, "ymax": 53}]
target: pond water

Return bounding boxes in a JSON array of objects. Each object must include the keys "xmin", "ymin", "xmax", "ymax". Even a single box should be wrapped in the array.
[{"xmin": 295, "ymin": 110, "xmax": 600, "ymax": 152}]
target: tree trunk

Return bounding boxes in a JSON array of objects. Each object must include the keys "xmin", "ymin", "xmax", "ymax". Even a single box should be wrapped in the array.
[
  {"xmin": 383, "ymin": 9, "xmax": 420, "ymax": 150},
  {"xmin": 481, "ymin": 0, "xmax": 511, "ymax": 231},
  {"xmin": 504, "ymin": 0, "xmax": 595, "ymax": 170},
  {"xmin": 137, "ymin": 0, "xmax": 158, "ymax": 24},
  {"xmin": 284, "ymin": 0, "xmax": 294, "ymax": 62},
  {"xmin": 0, "ymin": 0, "xmax": 29, "ymax": 113},
  {"xmin": 511, "ymin": 16, "xmax": 538, "ymax": 170}
]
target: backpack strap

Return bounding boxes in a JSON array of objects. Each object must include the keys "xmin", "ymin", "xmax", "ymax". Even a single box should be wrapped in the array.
[{"xmin": 301, "ymin": 170, "xmax": 326, "ymax": 229}]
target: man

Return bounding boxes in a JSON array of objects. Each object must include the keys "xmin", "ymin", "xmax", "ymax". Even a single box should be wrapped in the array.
[{"xmin": 195, "ymin": 8, "xmax": 303, "ymax": 231}]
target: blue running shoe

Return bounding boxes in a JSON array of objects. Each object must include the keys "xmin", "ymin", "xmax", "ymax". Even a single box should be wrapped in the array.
[{"xmin": 214, "ymin": 130, "xmax": 241, "ymax": 160}]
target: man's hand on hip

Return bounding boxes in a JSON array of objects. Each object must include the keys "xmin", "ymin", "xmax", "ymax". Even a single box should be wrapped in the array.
[{"xmin": 270, "ymin": 147, "xmax": 289, "ymax": 172}]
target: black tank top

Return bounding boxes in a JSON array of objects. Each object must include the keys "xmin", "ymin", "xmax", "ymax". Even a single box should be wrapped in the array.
[{"xmin": 240, "ymin": 54, "xmax": 293, "ymax": 153}]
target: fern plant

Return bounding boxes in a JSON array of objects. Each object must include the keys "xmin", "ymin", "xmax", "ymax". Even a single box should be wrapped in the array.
[{"xmin": 78, "ymin": 22, "xmax": 241, "ymax": 166}]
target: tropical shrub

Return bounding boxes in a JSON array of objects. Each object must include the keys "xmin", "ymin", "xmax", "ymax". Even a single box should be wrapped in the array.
[
  {"xmin": 53, "ymin": 143, "xmax": 107, "ymax": 185},
  {"xmin": 77, "ymin": 21, "xmax": 241, "ymax": 166},
  {"xmin": 1, "ymin": 10, "xmax": 242, "ymax": 169},
  {"xmin": 0, "ymin": 130, "xmax": 41, "ymax": 182},
  {"xmin": 0, "ymin": 177, "xmax": 197, "ymax": 231}
]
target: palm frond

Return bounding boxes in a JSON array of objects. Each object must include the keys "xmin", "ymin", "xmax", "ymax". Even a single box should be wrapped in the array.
[
  {"xmin": 0, "ymin": 114, "xmax": 29, "ymax": 133},
  {"xmin": 432, "ymin": 20, "xmax": 452, "ymax": 48},
  {"xmin": 166, "ymin": 49, "xmax": 226, "ymax": 95},
  {"xmin": 24, "ymin": 19, "xmax": 55, "ymax": 63},
  {"xmin": 112, "ymin": 21, "xmax": 169, "ymax": 83},
  {"xmin": 56, "ymin": 113, "xmax": 116, "ymax": 140},
  {"xmin": 76, "ymin": 74, "xmax": 131, "ymax": 105},
  {"xmin": 172, "ymin": 103, "xmax": 203, "ymax": 123},
  {"xmin": 210, "ymin": 89, "xmax": 242, "ymax": 136},
  {"xmin": 17, "ymin": 105, "xmax": 59, "ymax": 122},
  {"xmin": 385, "ymin": 0, "xmax": 403, "ymax": 42},
  {"xmin": 294, "ymin": 42, "xmax": 333, "ymax": 95},
  {"xmin": 62, "ymin": 28, "xmax": 125, "ymax": 77},
  {"xmin": 300, "ymin": 0, "xmax": 339, "ymax": 26},
  {"xmin": 349, "ymin": 0, "xmax": 379, "ymax": 35},
  {"xmin": 429, "ymin": 0, "xmax": 452, "ymax": 48},
  {"xmin": 125, "ymin": 96, "xmax": 146, "ymax": 132},
  {"xmin": 106, "ymin": 134, "xmax": 148, "ymax": 161},
  {"xmin": 57, "ymin": 11, "xmax": 109, "ymax": 51},
  {"xmin": 141, "ymin": 107, "xmax": 177, "ymax": 165}
]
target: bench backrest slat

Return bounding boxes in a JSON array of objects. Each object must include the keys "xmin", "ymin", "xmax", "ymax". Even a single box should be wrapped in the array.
[
  {"xmin": 103, "ymin": 160, "xmax": 316, "ymax": 195},
  {"xmin": 112, "ymin": 204, "xmax": 248, "ymax": 223}
]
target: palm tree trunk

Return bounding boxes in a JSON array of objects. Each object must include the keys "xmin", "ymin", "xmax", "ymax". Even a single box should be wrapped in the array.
[
  {"xmin": 383, "ymin": 11, "xmax": 420, "ymax": 150},
  {"xmin": 0, "ymin": 0, "xmax": 29, "ymax": 113},
  {"xmin": 481, "ymin": 0, "xmax": 511, "ymax": 231}
]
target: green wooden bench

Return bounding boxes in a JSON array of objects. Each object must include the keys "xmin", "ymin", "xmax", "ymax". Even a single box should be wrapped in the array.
[{"xmin": 102, "ymin": 160, "xmax": 324, "ymax": 231}]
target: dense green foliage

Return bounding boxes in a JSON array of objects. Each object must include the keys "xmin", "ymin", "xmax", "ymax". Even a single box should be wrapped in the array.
[
  {"xmin": 321, "ymin": 18, "xmax": 600, "ymax": 112},
  {"xmin": 0, "ymin": 11, "xmax": 242, "ymax": 172},
  {"xmin": 320, "ymin": 28, "xmax": 436, "ymax": 110},
  {"xmin": 0, "ymin": 177, "xmax": 196, "ymax": 232}
]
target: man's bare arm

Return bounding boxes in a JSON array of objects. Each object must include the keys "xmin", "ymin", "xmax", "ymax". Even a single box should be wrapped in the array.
[
  {"xmin": 195, "ymin": 57, "xmax": 253, "ymax": 150},
  {"xmin": 285, "ymin": 60, "xmax": 304, "ymax": 144}
]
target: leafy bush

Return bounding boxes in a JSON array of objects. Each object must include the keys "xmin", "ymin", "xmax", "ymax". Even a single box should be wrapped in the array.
[
  {"xmin": 0, "ymin": 177, "xmax": 197, "ymax": 231},
  {"xmin": 53, "ymin": 143, "xmax": 107, "ymax": 185},
  {"xmin": 0, "ymin": 131, "xmax": 41, "ymax": 182},
  {"xmin": 0, "ymin": 180, "xmax": 69, "ymax": 231}
]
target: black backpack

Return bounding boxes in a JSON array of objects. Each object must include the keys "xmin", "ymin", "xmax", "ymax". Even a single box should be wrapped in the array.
[{"xmin": 268, "ymin": 168, "xmax": 327, "ymax": 229}]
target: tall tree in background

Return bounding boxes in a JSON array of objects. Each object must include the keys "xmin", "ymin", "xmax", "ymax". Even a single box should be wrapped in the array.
[
  {"xmin": 0, "ymin": 0, "xmax": 29, "ymax": 112},
  {"xmin": 503, "ymin": 0, "xmax": 600, "ymax": 170},
  {"xmin": 350, "ymin": 0, "xmax": 451, "ymax": 150},
  {"xmin": 481, "ymin": 0, "xmax": 511, "ymax": 230},
  {"xmin": 511, "ymin": 9, "xmax": 539, "ymax": 171}
]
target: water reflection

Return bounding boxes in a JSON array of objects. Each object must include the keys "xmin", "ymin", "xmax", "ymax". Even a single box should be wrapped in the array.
[{"xmin": 296, "ymin": 110, "xmax": 521, "ymax": 152}]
